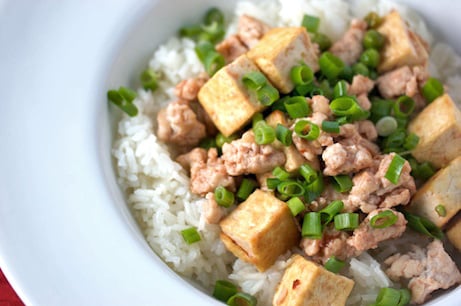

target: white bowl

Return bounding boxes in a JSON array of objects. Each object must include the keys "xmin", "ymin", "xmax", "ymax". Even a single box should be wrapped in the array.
[{"xmin": 0, "ymin": 0, "xmax": 459, "ymax": 305}]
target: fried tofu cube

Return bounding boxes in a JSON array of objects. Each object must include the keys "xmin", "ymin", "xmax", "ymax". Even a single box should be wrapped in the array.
[
  {"xmin": 407, "ymin": 156, "xmax": 461, "ymax": 227},
  {"xmin": 247, "ymin": 27, "xmax": 319, "ymax": 94},
  {"xmin": 265, "ymin": 110, "xmax": 311, "ymax": 172},
  {"xmin": 198, "ymin": 54, "xmax": 266, "ymax": 136},
  {"xmin": 377, "ymin": 10, "xmax": 429, "ymax": 73},
  {"xmin": 446, "ymin": 217, "xmax": 461, "ymax": 252},
  {"xmin": 273, "ymin": 255, "xmax": 354, "ymax": 306},
  {"xmin": 408, "ymin": 94, "xmax": 461, "ymax": 169},
  {"xmin": 219, "ymin": 189, "xmax": 300, "ymax": 271}
]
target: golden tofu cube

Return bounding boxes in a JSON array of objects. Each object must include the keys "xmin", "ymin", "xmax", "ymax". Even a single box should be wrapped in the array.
[
  {"xmin": 408, "ymin": 94, "xmax": 461, "ymax": 169},
  {"xmin": 219, "ymin": 189, "xmax": 300, "ymax": 271},
  {"xmin": 273, "ymin": 255, "xmax": 354, "ymax": 306},
  {"xmin": 407, "ymin": 156, "xmax": 461, "ymax": 227},
  {"xmin": 377, "ymin": 10, "xmax": 428, "ymax": 73},
  {"xmin": 446, "ymin": 217, "xmax": 461, "ymax": 252},
  {"xmin": 198, "ymin": 54, "xmax": 266, "ymax": 136},
  {"xmin": 247, "ymin": 27, "xmax": 319, "ymax": 94}
]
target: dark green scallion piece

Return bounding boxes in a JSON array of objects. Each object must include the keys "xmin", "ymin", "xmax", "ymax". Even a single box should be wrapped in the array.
[
  {"xmin": 227, "ymin": 292, "xmax": 257, "ymax": 306},
  {"xmin": 287, "ymin": 197, "xmax": 305, "ymax": 216},
  {"xmin": 364, "ymin": 12, "xmax": 382, "ymax": 29},
  {"xmin": 403, "ymin": 133, "xmax": 419, "ymax": 150},
  {"xmin": 330, "ymin": 96, "xmax": 369, "ymax": 122},
  {"xmin": 333, "ymin": 80, "xmax": 348, "ymax": 98},
  {"xmin": 363, "ymin": 29, "xmax": 385, "ymax": 50},
  {"xmin": 294, "ymin": 120, "xmax": 320, "ymax": 141},
  {"xmin": 319, "ymin": 52, "xmax": 345, "ymax": 81},
  {"xmin": 352, "ymin": 62, "xmax": 370, "ymax": 77},
  {"xmin": 334, "ymin": 213, "xmax": 359, "ymax": 231},
  {"xmin": 140, "ymin": 68, "xmax": 159, "ymax": 91},
  {"xmin": 195, "ymin": 41, "xmax": 224, "ymax": 76},
  {"xmin": 302, "ymin": 14, "xmax": 320, "ymax": 32},
  {"xmin": 291, "ymin": 64, "xmax": 314, "ymax": 86},
  {"xmin": 331, "ymin": 175, "xmax": 353, "ymax": 193},
  {"xmin": 320, "ymin": 200, "xmax": 344, "ymax": 225},
  {"xmin": 393, "ymin": 96, "xmax": 415, "ymax": 118},
  {"xmin": 254, "ymin": 122, "xmax": 276, "ymax": 144},
  {"xmin": 275, "ymin": 124, "xmax": 292, "ymax": 146},
  {"xmin": 181, "ymin": 227, "xmax": 201, "ymax": 244},
  {"xmin": 322, "ymin": 120, "xmax": 340, "ymax": 134},
  {"xmin": 384, "ymin": 154, "xmax": 406, "ymax": 184},
  {"xmin": 277, "ymin": 180, "xmax": 305, "ymax": 198},
  {"xmin": 214, "ymin": 186, "xmax": 235, "ymax": 208},
  {"xmin": 324, "ymin": 256, "xmax": 346, "ymax": 273},
  {"xmin": 107, "ymin": 86, "xmax": 138, "ymax": 117},
  {"xmin": 299, "ymin": 164, "xmax": 318, "ymax": 184},
  {"xmin": 284, "ymin": 96, "xmax": 311, "ymax": 119},
  {"xmin": 236, "ymin": 179, "xmax": 257, "ymax": 201},
  {"xmin": 370, "ymin": 210, "xmax": 398, "ymax": 228},
  {"xmin": 402, "ymin": 210, "xmax": 443, "ymax": 239},
  {"xmin": 302, "ymin": 212, "xmax": 322, "ymax": 239},
  {"xmin": 359, "ymin": 48, "xmax": 380, "ymax": 69},
  {"xmin": 216, "ymin": 133, "xmax": 237, "ymax": 148},
  {"xmin": 435, "ymin": 204, "xmax": 447, "ymax": 217},
  {"xmin": 213, "ymin": 280, "xmax": 238, "ymax": 303},
  {"xmin": 421, "ymin": 77, "xmax": 444, "ymax": 103}
]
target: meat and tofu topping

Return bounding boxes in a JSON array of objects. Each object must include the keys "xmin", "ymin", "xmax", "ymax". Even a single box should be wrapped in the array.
[{"xmin": 150, "ymin": 9, "xmax": 461, "ymax": 306}]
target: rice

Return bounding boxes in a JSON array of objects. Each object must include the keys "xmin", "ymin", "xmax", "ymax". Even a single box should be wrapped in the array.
[{"xmin": 112, "ymin": 0, "xmax": 461, "ymax": 305}]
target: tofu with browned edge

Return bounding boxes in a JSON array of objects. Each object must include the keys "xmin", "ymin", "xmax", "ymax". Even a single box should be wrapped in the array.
[
  {"xmin": 377, "ymin": 10, "xmax": 428, "ymax": 73},
  {"xmin": 407, "ymin": 156, "xmax": 461, "ymax": 227},
  {"xmin": 408, "ymin": 94, "xmax": 461, "ymax": 169},
  {"xmin": 273, "ymin": 255, "xmax": 354, "ymax": 306},
  {"xmin": 247, "ymin": 27, "xmax": 319, "ymax": 94},
  {"xmin": 198, "ymin": 54, "xmax": 267, "ymax": 136},
  {"xmin": 219, "ymin": 189, "xmax": 299, "ymax": 272},
  {"xmin": 446, "ymin": 217, "xmax": 461, "ymax": 252}
]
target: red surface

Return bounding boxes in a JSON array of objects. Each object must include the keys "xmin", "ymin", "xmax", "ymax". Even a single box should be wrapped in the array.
[{"xmin": 0, "ymin": 269, "xmax": 24, "ymax": 306}]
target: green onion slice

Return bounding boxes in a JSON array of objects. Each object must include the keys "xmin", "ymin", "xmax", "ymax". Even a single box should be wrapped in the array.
[
  {"xmin": 330, "ymin": 96, "xmax": 369, "ymax": 122},
  {"xmin": 227, "ymin": 292, "xmax": 257, "ymax": 306},
  {"xmin": 258, "ymin": 83, "xmax": 280, "ymax": 106},
  {"xmin": 214, "ymin": 186, "xmax": 235, "ymax": 208},
  {"xmin": 302, "ymin": 14, "xmax": 320, "ymax": 33},
  {"xmin": 213, "ymin": 280, "xmax": 238, "ymax": 303},
  {"xmin": 331, "ymin": 175, "xmax": 353, "ymax": 193},
  {"xmin": 364, "ymin": 12, "xmax": 382, "ymax": 29},
  {"xmin": 374, "ymin": 287, "xmax": 402, "ymax": 306},
  {"xmin": 382, "ymin": 129, "xmax": 406, "ymax": 152},
  {"xmin": 284, "ymin": 96, "xmax": 312, "ymax": 119},
  {"xmin": 363, "ymin": 29, "xmax": 385, "ymax": 50},
  {"xmin": 236, "ymin": 179, "xmax": 257, "ymax": 201},
  {"xmin": 334, "ymin": 213, "xmax": 359, "ymax": 231},
  {"xmin": 287, "ymin": 197, "xmax": 305, "ymax": 216},
  {"xmin": 254, "ymin": 123, "xmax": 276, "ymax": 145},
  {"xmin": 204, "ymin": 7, "xmax": 224, "ymax": 26},
  {"xmin": 302, "ymin": 212, "xmax": 323, "ymax": 239},
  {"xmin": 376, "ymin": 116, "xmax": 398, "ymax": 137},
  {"xmin": 352, "ymin": 62, "xmax": 370, "ymax": 77},
  {"xmin": 275, "ymin": 124, "xmax": 292, "ymax": 146},
  {"xmin": 435, "ymin": 204, "xmax": 447, "ymax": 217},
  {"xmin": 277, "ymin": 180, "xmax": 305, "ymax": 198},
  {"xmin": 195, "ymin": 41, "xmax": 224, "ymax": 76},
  {"xmin": 397, "ymin": 288, "xmax": 411, "ymax": 306},
  {"xmin": 403, "ymin": 133, "xmax": 419, "ymax": 150},
  {"xmin": 107, "ymin": 87, "xmax": 138, "ymax": 117},
  {"xmin": 299, "ymin": 164, "xmax": 318, "ymax": 184},
  {"xmin": 266, "ymin": 177, "xmax": 281, "ymax": 190},
  {"xmin": 319, "ymin": 52, "xmax": 345, "ymax": 81},
  {"xmin": 272, "ymin": 166, "xmax": 291, "ymax": 180},
  {"xmin": 140, "ymin": 68, "xmax": 159, "ymax": 91},
  {"xmin": 312, "ymin": 32, "xmax": 332, "ymax": 51},
  {"xmin": 370, "ymin": 210, "xmax": 398, "ymax": 228},
  {"xmin": 321, "ymin": 120, "xmax": 340, "ymax": 134},
  {"xmin": 393, "ymin": 96, "xmax": 415, "ymax": 118},
  {"xmin": 216, "ymin": 133, "xmax": 237, "ymax": 148},
  {"xmin": 294, "ymin": 120, "xmax": 320, "ymax": 141},
  {"xmin": 181, "ymin": 227, "xmax": 201, "ymax": 244},
  {"xmin": 324, "ymin": 256, "xmax": 346, "ymax": 273},
  {"xmin": 242, "ymin": 71, "xmax": 267, "ymax": 91},
  {"xmin": 401, "ymin": 210, "xmax": 443, "ymax": 239},
  {"xmin": 421, "ymin": 77, "xmax": 444, "ymax": 103},
  {"xmin": 384, "ymin": 154, "xmax": 406, "ymax": 184},
  {"xmin": 291, "ymin": 64, "xmax": 314, "ymax": 86},
  {"xmin": 333, "ymin": 80, "xmax": 348, "ymax": 98},
  {"xmin": 370, "ymin": 98, "xmax": 394, "ymax": 122},
  {"xmin": 359, "ymin": 48, "xmax": 380, "ymax": 69},
  {"xmin": 304, "ymin": 173, "xmax": 325, "ymax": 203},
  {"xmin": 252, "ymin": 113, "xmax": 264, "ymax": 129},
  {"xmin": 320, "ymin": 200, "xmax": 344, "ymax": 225}
]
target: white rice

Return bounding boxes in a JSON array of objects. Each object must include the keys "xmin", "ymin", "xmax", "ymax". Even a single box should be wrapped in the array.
[{"xmin": 112, "ymin": 0, "xmax": 461, "ymax": 305}]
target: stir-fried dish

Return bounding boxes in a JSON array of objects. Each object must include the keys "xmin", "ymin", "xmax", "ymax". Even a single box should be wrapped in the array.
[{"xmin": 110, "ymin": 4, "xmax": 461, "ymax": 306}]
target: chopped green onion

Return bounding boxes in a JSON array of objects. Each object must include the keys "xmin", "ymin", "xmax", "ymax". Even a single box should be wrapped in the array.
[
  {"xmin": 277, "ymin": 180, "xmax": 305, "ymax": 197},
  {"xmin": 291, "ymin": 64, "xmax": 314, "ymax": 86},
  {"xmin": 299, "ymin": 164, "xmax": 318, "ymax": 184},
  {"xmin": 254, "ymin": 123, "xmax": 276, "ymax": 144},
  {"xmin": 258, "ymin": 84, "xmax": 279, "ymax": 106},
  {"xmin": 339, "ymin": 65, "xmax": 354, "ymax": 83},
  {"xmin": 275, "ymin": 124, "xmax": 292, "ymax": 146},
  {"xmin": 179, "ymin": 8, "xmax": 224, "ymax": 44},
  {"xmin": 294, "ymin": 120, "xmax": 320, "ymax": 141},
  {"xmin": 199, "ymin": 137, "xmax": 217, "ymax": 149},
  {"xmin": 331, "ymin": 175, "xmax": 353, "ymax": 193},
  {"xmin": 252, "ymin": 113, "xmax": 264, "ymax": 129},
  {"xmin": 370, "ymin": 210, "xmax": 398, "ymax": 228},
  {"xmin": 293, "ymin": 82, "xmax": 315, "ymax": 96},
  {"xmin": 216, "ymin": 133, "xmax": 237, "ymax": 148},
  {"xmin": 384, "ymin": 154, "xmax": 406, "ymax": 184},
  {"xmin": 333, "ymin": 80, "xmax": 348, "ymax": 98},
  {"xmin": 376, "ymin": 116, "xmax": 398, "ymax": 137},
  {"xmin": 382, "ymin": 129, "xmax": 406, "ymax": 151},
  {"xmin": 320, "ymin": 200, "xmax": 344, "ymax": 225},
  {"xmin": 370, "ymin": 98, "xmax": 394, "ymax": 122},
  {"xmin": 302, "ymin": 212, "xmax": 323, "ymax": 239},
  {"xmin": 374, "ymin": 287, "xmax": 409, "ymax": 306},
  {"xmin": 330, "ymin": 96, "xmax": 369, "ymax": 122},
  {"xmin": 287, "ymin": 197, "xmax": 305, "ymax": 216},
  {"xmin": 319, "ymin": 52, "xmax": 345, "ymax": 81},
  {"xmin": 204, "ymin": 8, "xmax": 224, "ymax": 26},
  {"xmin": 213, "ymin": 280, "xmax": 238, "ymax": 303},
  {"xmin": 302, "ymin": 14, "xmax": 320, "ymax": 32},
  {"xmin": 140, "ymin": 68, "xmax": 159, "ymax": 91},
  {"xmin": 364, "ymin": 12, "xmax": 382, "ymax": 29},
  {"xmin": 410, "ymin": 159, "xmax": 435, "ymax": 181},
  {"xmin": 273, "ymin": 166, "xmax": 291, "ymax": 180},
  {"xmin": 435, "ymin": 204, "xmax": 447, "ymax": 217},
  {"xmin": 322, "ymin": 120, "xmax": 340, "ymax": 134},
  {"xmin": 397, "ymin": 289, "xmax": 411, "ymax": 306},
  {"xmin": 352, "ymin": 62, "xmax": 370, "ymax": 77},
  {"xmin": 393, "ymin": 96, "xmax": 415, "ymax": 118},
  {"xmin": 402, "ymin": 210, "xmax": 443, "ymax": 239},
  {"xmin": 242, "ymin": 71, "xmax": 267, "ymax": 91},
  {"xmin": 334, "ymin": 213, "xmax": 359, "ymax": 231},
  {"xmin": 403, "ymin": 133, "xmax": 419, "ymax": 150},
  {"xmin": 181, "ymin": 227, "xmax": 201, "ymax": 244},
  {"xmin": 236, "ymin": 179, "xmax": 257, "ymax": 201},
  {"xmin": 324, "ymin": 256, "xmax": 346, "ymax": 273},
  {"xmin": 359, "ymin": 48, "xmax": 380, "ymax": 69},
  {"xmin": 304, "ymin": 172, "xmax": 325, "ymax": 202},
  {"xmin": 363, "ymin": 29, "xmax": 385, "ymax": 50},
  {"xmin": 312, "ymin": 32, "xmax": 332, "ymax": 51},
  {"xmin": 284, "ymin": 96, "xmax": 311, "ymax": 119},
  {"xmin": 266, "ymin": 177, "xmax": 281, "ymax": 190},
  {"xmin": 227, "ymin": 292, "xmax": 257, "ymax": 306},
  {"xmin": 318, "ymin": 79, "xmax": 333, "ymax": 99},
  {"xmin": 214, "ymin": 186, "xmax": 235, "ymax": 208},
  {"xmin": 107, "ymin": 87, "xmax": 138, "ymax": 117},
  {"xmin": 195, "ymin": 41, "xmax": 224, "ymax": 76},
  {"xmin": 421, "ymin": 77, "xmax": 444, "ymax": 103},
  {"xmin": 179, "ymin": 24, "xmax": 203, "ymax": 39}
]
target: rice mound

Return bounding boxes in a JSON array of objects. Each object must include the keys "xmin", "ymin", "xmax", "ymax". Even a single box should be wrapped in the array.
[{"xmin": 112, "ymin": 0, "xmax": 461, "ymax": 305}]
